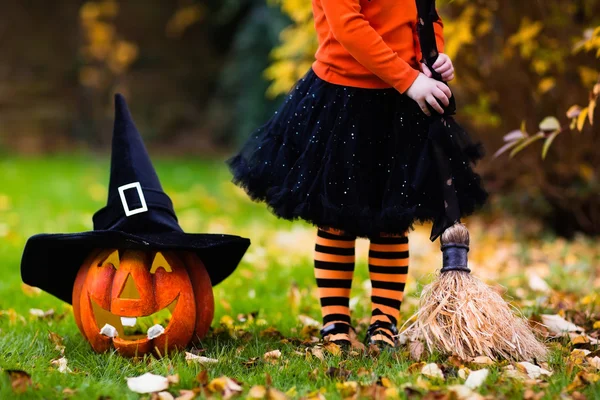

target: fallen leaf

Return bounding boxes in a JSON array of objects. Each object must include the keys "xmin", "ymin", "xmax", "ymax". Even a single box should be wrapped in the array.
[
  {"xmin": 185, "ymin": 352, "xmax": 218, "ymax": 365},
  {"xmin": 448, "ymin": 385, "xmax": 484, "ymax": 400},
  {"xmin": 243, "ymin": 357, "xmax": 261, "ymax": 368},
  {"xmin": 464, "ymin": 369, "xmax": 489, "ymax": 389},
  {"xmin": 248, "ymin": 386, "xmax": 267, "ymax": 399},
  {"xmin": 409, "ymin": 340, "xmax": 425, "ymax": 361},
  {"xmin": 421, "ymin": 363, "xmax": 444, "ymax": 380},
  {"xmin": 21, "ymin": 284, "xmax": 42, "ymax": 296},
  {"xmin": 323, "ymin": 341, "xmax": 342, "ymax": 356},
  {"xmin": 298, "ymin": 315, "xmax": 320, "ymax": 327},
  {"xmin": 263, "ymin": 349, "xmax": 282, "ymax": 363},
  {"xmin": 266, "ymin": 387, "xmax": 288, "ymax": 400},
  {"xmin": 6, "ymin": 370, "xmax": 32, "ymax": 393},
  {"xmin": 176, "ymin": 390, "xmax": 197, "ymax": 400},
  {"xmin": 458, "ymin": 368, "xmax": 469, "ymax": 380},
  {"xmin": 51, "ymin": 357, "xmax": 72, "ymax": 373},
  {"xmin": 571, "ymin": 335, "xmax": 590, "ymax": 345},
  {"xmin": 126, "ymin": 373, "xmax": 169, "ymax": 394},
  {"xmin": 471, "ymin": 356, "xmax": 494, "ymax": 365},
  {"xmin": 567, "ymin": 371, "xmax": 600, "ymax": 391},
  {"xmin": 29, "ymin": 308, "xmax": 55, "ymax": 318},
  {"xmin": 284, "ymin": 387, "xmax": 297, "ymax": 398},
  {"xmin": 589, "ymin": 356, "xmax": 600, "ymax": 369},
  {"xmin": 541, "ymin": 314, "xmax": 584, "ymax": 335},
  {"xmin": 516, "ymin": 362, "xmax": 553, "ymax": 379},
  {"xmin": 336, "ymin": 381, "xmax": 359, "ymax": 398},
  {"xmin": 157, "ymin": 392, "xmax": 175, "ymax": 400},
  {"xmin": 196, "ymin": 370, "xmax": 209, "ymax": 385},
  {"xmin": 502, "ymin": 365, "xmax": 528, "ymax": 380},
  {"xmin": 206, "ymin": 376, "xmax": 243, "ymax": 399},
  {"xmin": 326, "ymin": 367, "xmax": 351, "ymax": 381},
  {"xmin": 167, "ymin": 374, "xmax": 180, "ymax": 384},
  {"xmin": 48, "ymin": 330, "xmax": 66, "ymax": 354},
  {"xmin": 408, "ymin": 362, "xmax": 426, "ymax": 374},
  {"xmin": 527, "ymin": 273, "xmax": 551, "ymax": 293},
  {"xmin": 523, "ymin": 389, "xmax": 544, "ymax": 400}
]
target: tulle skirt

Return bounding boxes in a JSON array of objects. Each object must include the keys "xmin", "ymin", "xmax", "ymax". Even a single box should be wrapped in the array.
[{"xmin": 227, "ymin": 69, "xmax": 487, "ymax": 239}]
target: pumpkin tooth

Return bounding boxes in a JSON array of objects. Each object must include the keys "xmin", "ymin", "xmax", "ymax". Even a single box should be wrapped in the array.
[
  {"xmin": 147, "ymin": 324, "xmax": 165, "ymax": 339},
  {"xmin": 121, "ymin": 317, "xmax": 137, "ymax": 327},
  {"xmin": 100, "ymin": 324, "xmax": 118, "ymax": 338}
]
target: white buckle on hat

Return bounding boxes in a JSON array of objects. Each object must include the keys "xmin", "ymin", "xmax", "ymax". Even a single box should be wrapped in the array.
[{"xmin": 118, "ymin": 182, "xmax": 148, "ymax": 217}]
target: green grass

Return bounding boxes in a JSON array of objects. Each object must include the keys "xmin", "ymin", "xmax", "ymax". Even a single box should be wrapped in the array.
[{"xmin": 0, "ymin": 156, "xmax": 599, "ymax": 399}]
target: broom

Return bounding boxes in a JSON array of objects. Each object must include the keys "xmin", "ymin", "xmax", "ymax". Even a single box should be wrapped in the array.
[
  {"xmin": 403, "ymin": 0, "xmax": 547, "ymax": 362},
  {"xmin": 402, "ymin": 223, "xmax": 547, "ymax": 361}
]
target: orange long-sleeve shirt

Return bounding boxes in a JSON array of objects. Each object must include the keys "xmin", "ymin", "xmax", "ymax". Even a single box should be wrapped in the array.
[{"xmin": 312, "ymin": 0, "xmax": 445, "ymax": 93}]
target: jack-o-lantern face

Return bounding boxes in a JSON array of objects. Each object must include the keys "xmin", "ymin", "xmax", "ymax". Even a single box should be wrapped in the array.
[{"xmin": 72, "ymin": 249, "xmax": 214, "ymax": 357}]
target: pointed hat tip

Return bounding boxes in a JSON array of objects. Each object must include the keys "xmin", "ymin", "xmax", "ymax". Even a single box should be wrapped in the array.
[{"xmin": 113, "ymin": 93, "xmax": 134, "ymax": 125}]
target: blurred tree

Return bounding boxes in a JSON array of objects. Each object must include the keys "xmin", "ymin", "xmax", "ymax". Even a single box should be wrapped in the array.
[
  {"xmin": 77, "ymin": 0, "xmax": 139, "ymax": 146},
  {"xmin": 495, "ymin": 27, "xmax": 599, "ymax": 236}
]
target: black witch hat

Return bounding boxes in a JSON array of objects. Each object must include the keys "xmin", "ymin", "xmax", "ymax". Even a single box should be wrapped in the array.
[{"xmin": 21, "ymin": 94, "xmax": 250, "ymax": 304}]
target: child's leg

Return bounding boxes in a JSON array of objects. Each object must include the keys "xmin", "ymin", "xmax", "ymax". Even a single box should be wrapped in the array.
[
  {"xmin": 314, "ymin": 227, "xmax": 356, "ymax": 344},
  {"xmin": 367, "ymin": 232, "xmax": 409, "ymax": 347}
]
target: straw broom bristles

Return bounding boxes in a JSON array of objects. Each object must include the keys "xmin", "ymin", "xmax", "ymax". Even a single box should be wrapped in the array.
[{"xmin": 403, "ymin": 223, "xmax": 547, "ymax": 361}]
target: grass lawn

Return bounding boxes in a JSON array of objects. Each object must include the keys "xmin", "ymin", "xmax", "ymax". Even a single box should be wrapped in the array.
[{"xmin": 1, "ymin": 156, "xmax": 599, "ymax": 399}]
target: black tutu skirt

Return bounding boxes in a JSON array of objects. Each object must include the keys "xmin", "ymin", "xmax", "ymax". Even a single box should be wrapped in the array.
[{"xmin": 227, "ymin": 69, "xmax": 487, "ymax": 240}]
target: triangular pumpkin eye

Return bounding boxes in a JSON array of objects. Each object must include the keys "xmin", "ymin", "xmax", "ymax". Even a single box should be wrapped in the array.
[
  {"xmin": 150, "ymin": 252, "xmax": 172, "ymax": 274},
  {"xmin": 99, "ymin": 250, "xmax": 120, "ymax": 269}
]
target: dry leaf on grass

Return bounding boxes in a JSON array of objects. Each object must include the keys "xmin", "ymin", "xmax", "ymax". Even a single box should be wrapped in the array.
[
  {"xmin": 326, "ymin": 367, "xmax": 351, "ymax": 381},
  {"xmin": 248, "ymin": 385, "xmax": 267, "ymax": 399},
  {"xmin": 409, "ymin": 340, "xmax": 425, "ymax": 360},
  {"xmin": 502, "ymin": 365, "xmax": 529, "ymax": 380},
  {"xmin": 48, "ymin": 330, "xmax": 66, "ymax": 354},
  {"xmin": 541, "ymin": 314, "xmax": 584, "ymax": 335},
  {"xmin": 176, "ymin": 390, "xmax": 197, "ymax": 400},
  {"xmin": 263, "ymin": 349, "xmax": 282, "ymax": 363},
  {"xmin": 448, "ymin": 385, "xmax": 485, "ymax": 400},
  {"xmin": 336, "ymin": 381, "xmax": 359, "ymax": 398},
  {"xmin": 464, "ymin": 369, "xmax": 489, "ymax": 389},
  {"xmin": 21, "ymin": 284, "xmax": 42, "ymax": 296},
  {"xmin": 567, "ymin": 371, "xmax": 600, "ymax": 391},
  {"xmin": 6, "ymin": 370, "xmax": 33, "ymax": 393},
  {"xmin": 156, "ymin": 392, "xmax": 175, "ymax": 400},
  {"xmin": 527, "ymin": 272, "xmax": 551, "ymax": 293},
  {"xmin": 588, "ymin": 356, "xmax": 600, "ymax": 369},
  {"xmin": 126, "ymin": 373, "xmax": 169, "ymax": 394},
  {"xmin": 470, "ymin": 356, "xmax": 494, "ymax": 365},
  {"xmin": 185, "ymin": 352, "xmax": 218, "ymax": 365},
  {"xmin": 323, "ymin": 341, "xmax": 342, "ymax": 356},
  {"xmin": 29, "ymin": 308, "xmax": 54, "ymax": 318},
  {"xmin": 421, "ymin": 363, "xmax": 444, "ymax": 380},
  {"xmin": 206, "ymin": 376, "xmax": 243, "ymax": 399},
  {"xmin": 516, "ymin": 362, "xmax": 553, "ymax": 379},
  {"xmin": 51, "ymin": 357, "xmax": 72, "ymax": 373},
  {"xmin": 298, "ymin": 315, "xmax": 320, "ymax": 327}
]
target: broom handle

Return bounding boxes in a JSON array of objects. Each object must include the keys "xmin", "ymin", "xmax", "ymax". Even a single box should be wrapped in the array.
[{"xmin": 416, "ymin": 0, "xmax": 444, "ymax": 82}]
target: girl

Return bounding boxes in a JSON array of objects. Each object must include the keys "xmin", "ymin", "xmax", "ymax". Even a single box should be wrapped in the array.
[{"xmin": 228, "ymin": 0, "xmax": 487, "ymax": 349}]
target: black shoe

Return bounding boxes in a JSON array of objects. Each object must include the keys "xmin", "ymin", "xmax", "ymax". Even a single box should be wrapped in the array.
[
  {"xmin": 320, "ymin": 322, "xmax": 355, "ymax": 347},
  {"xmin": 365, "ymin": 320, "xmax": 399, "ymax": 349}
]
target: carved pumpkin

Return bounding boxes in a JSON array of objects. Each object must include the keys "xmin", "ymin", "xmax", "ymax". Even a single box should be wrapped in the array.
[{"xmin": 72, "ymin": 248, "xmax": 214, "ymax": 357}]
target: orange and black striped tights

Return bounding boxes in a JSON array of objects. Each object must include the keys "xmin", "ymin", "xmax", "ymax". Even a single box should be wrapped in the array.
[{"xmin": 314, "ymin": 227, "xmax": 408, "ymax": 347}]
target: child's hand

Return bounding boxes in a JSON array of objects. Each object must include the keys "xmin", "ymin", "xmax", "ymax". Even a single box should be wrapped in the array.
[
  {"xmin": 406, "ymin": 73, "xmax": 452, "ymax": 116},
  {"xmin": 422, "ymin": 53, "xmax": 455, "ymax": 82}
]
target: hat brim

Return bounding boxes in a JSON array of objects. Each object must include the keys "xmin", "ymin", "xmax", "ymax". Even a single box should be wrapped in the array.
[{"xmin": 21, "ymin": 230, "xmax": 250, "ymax": 304}]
